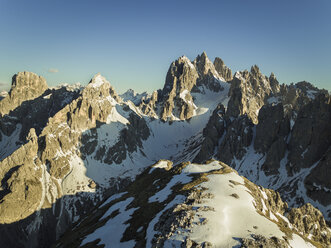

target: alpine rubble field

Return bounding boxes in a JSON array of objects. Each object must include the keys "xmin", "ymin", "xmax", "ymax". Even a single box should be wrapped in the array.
[{"xmin": 0, "ymin": 52, "xmax": 330, "ymax": 248}]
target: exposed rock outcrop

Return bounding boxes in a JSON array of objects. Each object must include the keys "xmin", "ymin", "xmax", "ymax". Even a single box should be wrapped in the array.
[
  {"xmin": 254, "ymin": 103, "xmax": 291, "ymax": 175},
  {"xmin": 214, "ymin": 57, "xmax": 233, "ymax": 81},
  {"xmin": 159, "ymin": 52, "xmax": 229, "ymax": 121},
  {"xmin": 139, "ymin": 90, "xmax": 158, "ymax": 118},
  {"xmin": 226, "ymin": 66, "xmax": 276, "ymax": 124},
  {"xmin": 160, "ymin": 56, "xmax": 199, "ymax": 121},
  {"xmin": 216, "ymin": 115, "xmax": 254, "ymax": 165},
  {"xmin": 0, "ymin": 72, "xmax": 48, "ymax": 116},
  {"xmin": 305, "ymin": 147, "xmax": 331, "ymax": 207},
  {"xmin": 0, "ymin": 73, "xmax": 141, "ymax": 247},
  {"xmin": 0, "ymin": 128, "xmax": 45, "ymax": 224},
  {"xmin": 287, "ymin": 203, "xmax": 331, "ymax": 245}
]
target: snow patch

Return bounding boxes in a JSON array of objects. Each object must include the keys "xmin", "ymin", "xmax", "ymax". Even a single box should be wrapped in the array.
[
  {"xmin": 182, "ymin": 161, "xmax": 222, "ymax": 174},
  {"xmin": 106, "ymin": 106, "xmax": 129, "ymax": 125},
  {"xmin": 149, "ymin": 160, "xmax": 170, "ymax": 174},
  {"xmin": 82, "ymin": 197, "xmax": 137, "ymax": 248},
  {"xmin": 90, "ymin": 74, "xmax": 107, "ymax": 88},
  {"xmin": 62, "ymin": 154, "xmax": 95, "ymax": 195}
]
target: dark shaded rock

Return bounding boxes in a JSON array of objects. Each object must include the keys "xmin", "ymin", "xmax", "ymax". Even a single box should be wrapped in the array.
[
  {"xmin": 194, "ymin": 104, "xmax": 226, "ymax": 163},
  {"xmin": 305, "ymin": 148, "xmax": 331, "ymax": 206},
  {"xmin": 262, "ymin": 138, "xmax": 287, "ymax": 175},
  {"xmin": 287, "ymin": 94, "xmax": 331, "ymax": 174},
  {"xmin": 216, "ymin": 115, "xmax": 254, "ymax": 165},
  {"xmin": 254, "ymin": 103, "xmax": 290, "ymax": 154}
]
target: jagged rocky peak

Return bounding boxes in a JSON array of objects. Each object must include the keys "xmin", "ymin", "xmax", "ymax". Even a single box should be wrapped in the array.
[
  {"xmin": 0, "ymin": 71, "xmax": 48, "ymax": 115},
  {"xmin": 162, "ymin": 55, "xmax": 197, "ymax": 95},
  {"xmin": 193, "ymin": 51, "xmax": 218, "ymax": 76},
  {"xmin": 63, "ymin": 73, "xmax": 122, "ymax": 131},
  {"xmin": 159, "ymin": 52, "xmax": 229, "ymax": 121},
  {"xmin": 84, "ymin": 73, "xmax": 121, "ymax": 102},
  {"xmin": 226, "ymin": 65, "xmax": 276, "ymax": 124},
  {"xmin": 250, "ymin": 64, "xmax": 261, "ymax": 76},
  {"xmin": 160, "ymin": 55, "xmax": 199, "ymax": 120},
  {"xmin": 11, "ymin": 71, "xmax": 48, "ymax": 96},
  {"xmin": 269, "ymin": 72, "xmax": 281, "ymax": 93},
  {"xmin": 214, "ymin": 57, "xmax": 233, "ymax": 81}
]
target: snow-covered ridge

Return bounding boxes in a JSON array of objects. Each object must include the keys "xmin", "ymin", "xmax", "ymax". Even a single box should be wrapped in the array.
[{"xmin": 55, "ymin": 160, "xmax": 328, "ymax": 248}]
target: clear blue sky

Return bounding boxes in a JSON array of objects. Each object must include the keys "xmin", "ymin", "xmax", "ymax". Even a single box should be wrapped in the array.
[{"xmin": 0, "ymin": 0, "xmax": 330, "ymax": 93}]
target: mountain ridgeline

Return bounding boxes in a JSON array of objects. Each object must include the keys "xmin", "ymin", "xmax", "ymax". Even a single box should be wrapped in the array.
[{"xmin": 0, "ymin": 52, "xmax": 330, "ymax": 247}]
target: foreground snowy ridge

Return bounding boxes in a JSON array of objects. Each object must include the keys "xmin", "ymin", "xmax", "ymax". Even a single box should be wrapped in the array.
[{"xmin": 55, "ymin": 160, "xmax": 330, "ymax": 248}]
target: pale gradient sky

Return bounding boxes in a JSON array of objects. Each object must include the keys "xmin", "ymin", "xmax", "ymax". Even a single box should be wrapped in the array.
[{"xmin": 0, "ymin": 0, "xmax": 330, "ymax": 93}]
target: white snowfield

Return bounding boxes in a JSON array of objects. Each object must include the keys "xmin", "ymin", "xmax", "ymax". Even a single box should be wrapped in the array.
[{"xmin": 81, "ymin": 161, "xmax": 316, "ymax": 248}]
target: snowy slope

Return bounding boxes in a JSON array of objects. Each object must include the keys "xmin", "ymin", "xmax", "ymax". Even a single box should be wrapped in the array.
[{"xmin": 55, "ymin": 160, "xmax": 326, "ymax": 248}]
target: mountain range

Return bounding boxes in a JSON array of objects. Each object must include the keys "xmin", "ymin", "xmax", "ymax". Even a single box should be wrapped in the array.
[{"xmin": 0, "ymin": 52, "xmax": 330, "ymax": 247}]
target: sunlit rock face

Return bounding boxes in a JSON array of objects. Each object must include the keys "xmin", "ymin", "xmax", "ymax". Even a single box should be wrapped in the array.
[{"xmin": 0, "ymin": 71, "xmax": 48, "ymax": 116}]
